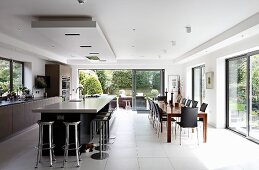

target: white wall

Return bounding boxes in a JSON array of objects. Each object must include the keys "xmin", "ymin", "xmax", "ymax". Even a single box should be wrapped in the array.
[
  {"xmin": 182, "ymin": 33, "xmax": 259, "ymax": 128},
  {"xmin": 70, "ymin": 61, "xmax": 183, "ymax": 99},
  {"xmin": 0, "ymin": 46, "xmax": 47, "ymax": 97}
]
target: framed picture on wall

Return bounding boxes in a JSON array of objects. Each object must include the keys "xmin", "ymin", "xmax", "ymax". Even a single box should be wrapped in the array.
[
  {"xmin": 206, "ymin": 72, "xmax": 214, "ymax": 89},
  {"xmin": 168, "ymin": 75, "xmax": 179, "ymax": 92}
]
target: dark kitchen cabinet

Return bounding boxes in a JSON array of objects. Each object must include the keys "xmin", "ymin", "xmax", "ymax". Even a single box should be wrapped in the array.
[
  {"xmin": 0, "ymin": 97, "xmax": 61, "ymax": 141},
  {"xmin": 12, "ymin": 103, "xmax": 25, "ymax": 133},
  {"xmin": 24, "ymin": 101, "xmax": 34, "ymax": 127},
  {"xmin": 0, "ymin": 106, "xmax": 12, "ymax": 140}
]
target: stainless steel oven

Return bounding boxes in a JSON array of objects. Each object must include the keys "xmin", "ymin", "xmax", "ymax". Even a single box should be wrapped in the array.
[{"xmin": 61, "ymin": 76, "xmax": 70, "ymax": 101}]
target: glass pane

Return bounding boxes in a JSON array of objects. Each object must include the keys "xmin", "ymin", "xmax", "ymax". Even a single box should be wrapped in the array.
[
  {"xmin": 78, "ymin": 69, "xmax": 133, "ymax": 109},
  {"xmin": 135, "ymin": 70, "xmax": 161, "ymax": 110},
  {"xmin": 194, "ymin": 67, "xmax": 201, "ymax": 103},
  {"xmin": 201, "ymin": 66, "xmax": 206, "ymax": 103},
  {"xmin": 228, "ymin": 57, "xmax": 247, "ymax": 134},
  {"xmin": 13, "ymin": 62, "xmax": 23, "ymax": 92},
  {"xmin": 250, "ymin": 54, "xmax": 259, "ymax": 140},
  {"xmin": 0, "ymin": 59, "xmax": 10, "ymax": 96}
]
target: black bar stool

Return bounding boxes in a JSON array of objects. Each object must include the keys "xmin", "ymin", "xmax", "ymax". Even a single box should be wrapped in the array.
[
  {"xmin": 62, "ymin": 121, "xmax": 81, "ymax": 168},
  {"xmin": 35, "ymin": 120, "xmax": 55, "ymax": 168},
  {"xmin": 91, "ymin": 116, "xmax": 109, "ymax": 160}
]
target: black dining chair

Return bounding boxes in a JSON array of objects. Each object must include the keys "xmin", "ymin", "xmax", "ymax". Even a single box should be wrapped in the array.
[
  {"xmin": 198, "ymin": 103, "xmax": 208, "ymax": 122},
  {"xmin": 153, "ymin": 102, "xmax": 176, "ymax": 137},
  {"xmin": 185, "ymin": 99, "xmax": 192, "ymax": 107},
  {"xmin": 157, "ymin": 96, "xmax": 167, "ymax": 101},
  {"xmin": 175, "ymin": 107, "xmax": 199, "ymax": 145},
  {"xmin": 192, "ymin": 101, "xmax": 198, "ymax": 108},
  {"xmin": 181, "ymin": 98, "xmax": 187, "ymax": 105}
]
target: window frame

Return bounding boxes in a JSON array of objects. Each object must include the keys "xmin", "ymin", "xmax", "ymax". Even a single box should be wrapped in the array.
[
  {"xmin": 192, "ymin": 64, "xmax": 205, "ymax": 105},
  {"xmin": 226, "ymin": 50, "xmax": 259, "ymax": 144},
  {"xmin": 0, "ymin": 57, "xmax": 24, "ymax": 96}
]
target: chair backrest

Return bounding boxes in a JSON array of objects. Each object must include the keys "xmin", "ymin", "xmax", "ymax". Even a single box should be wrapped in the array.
[
  {"xmin": 200, "ymin": 103, "xmax": 208, "ymax": 112},
  {"xmin": 157, "ymin": 96, "xmax": 167, "ymax": 101},
  {"xmin": 181, "ymin": 98, "xmax": 187, "ymax": 105},
  {"xmin": 180, "ymin": 107, "xmax": 198, "ymax": 128},
  {"xmin": 148, "ymin": 99, "xmax": 156, "ymax": 115},
  {"xmin": 147, "ymin": 99, "xmax": 152, "ymax": 111},
  {"xmin": 192, "ymin": 100, "xmax": 198, "ymax": 108},
  {"xmin": 186, "ymin": 99, "xmax": 192, "ymax": 107},
  {"xmin": 154, "ymin": 103, "xmax": 161, "ymax": 121}
]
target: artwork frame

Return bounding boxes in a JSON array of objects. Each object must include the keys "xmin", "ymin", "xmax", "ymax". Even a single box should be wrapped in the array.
[
  {"xmin": 168, "ymin": 75, "xmax": 179, "ymax": 92},
  {"xmin": 206, "ymin": 72, "xmax": 214, "ymax": 89}
]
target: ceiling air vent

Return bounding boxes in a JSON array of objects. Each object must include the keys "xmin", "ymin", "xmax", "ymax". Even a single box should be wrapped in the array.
[
  {"xmin": 86, "ymin": 56, "xmax": 100, "ymax": 61},
  {"xmin": 65, "ymin": 33, "xmax": 80, "ymax": 36},
  {"xmin": 89, "ymin": 52, "xmax": 99, "ymax": 55},
  {"xmin": 80, "ymin": 45, "xmax": 92, "ymax": 48}
]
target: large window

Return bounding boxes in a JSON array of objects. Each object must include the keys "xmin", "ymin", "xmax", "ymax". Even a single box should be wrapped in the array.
[
  {"xmin": 192, "ymin": 65, "xmax": 205, "ymax": 105},
  {"xmin": 78, "ymin": 69, "xmax": 164, "ymax": 111},
  {"xmin": 226, "ymin": 51, "xmax": 259, "ymax": 142},
  {"xmin": 0, "ymin": 57, "xmax": 24, "ymax": 96}
]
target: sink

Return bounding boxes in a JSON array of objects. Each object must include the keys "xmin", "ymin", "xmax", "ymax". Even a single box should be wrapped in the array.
[{"xmin": 69, "ymin": 99, "xmax": 82, "ymax": 102}]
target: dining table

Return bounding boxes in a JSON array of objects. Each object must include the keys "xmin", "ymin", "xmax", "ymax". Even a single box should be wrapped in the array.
[{"xmin": 159, "ymin": 103, "xmax": 207, "ymax": 143}]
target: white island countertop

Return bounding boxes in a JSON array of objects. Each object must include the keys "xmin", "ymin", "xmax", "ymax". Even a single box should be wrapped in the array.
[{"xmin": 33, "ymin": 94, "xmax": 116, "ymax": 113}]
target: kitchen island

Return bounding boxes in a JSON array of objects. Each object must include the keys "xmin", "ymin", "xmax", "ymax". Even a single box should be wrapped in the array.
[{"xmin": 33, "ymin": 94, "xmax": 116, "ymax": 155}]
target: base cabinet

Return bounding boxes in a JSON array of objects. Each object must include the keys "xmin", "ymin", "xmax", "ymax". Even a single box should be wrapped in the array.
[
  {"xmin": 0, "ymin": 106, "xmax": 12, "ymax": 139},
  {"xmin": 12, "ymin": 103, "xmax": 25, "ymax": 133},
  {"xmin": 0, "ymin": 97, "xmax": 61, "ymax": 141}
]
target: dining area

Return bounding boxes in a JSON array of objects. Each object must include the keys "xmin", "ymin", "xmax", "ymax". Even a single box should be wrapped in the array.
[{"xmin": 147, "ymin": 97, "xmax": 208, "ymax": 145}]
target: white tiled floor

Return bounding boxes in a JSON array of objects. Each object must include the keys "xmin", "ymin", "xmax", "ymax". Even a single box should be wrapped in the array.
[{"xmin": 1, "ymin": 109, "xmax": 259, "ymax": 170}]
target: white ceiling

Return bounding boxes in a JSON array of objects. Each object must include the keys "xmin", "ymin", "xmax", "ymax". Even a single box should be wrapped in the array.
[{"xmin": 0, "ymin": 0, "xmax": 258, "ymax": 64}]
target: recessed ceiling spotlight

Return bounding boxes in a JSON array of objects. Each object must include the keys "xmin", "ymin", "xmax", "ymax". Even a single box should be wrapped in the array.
[
  {"xmin": 171, "ymin": 41, "xmax": 176, "ymax": 46},
  {"xmin": 132, "ymin": 28, "xmax": 136, "ymax": 31},
  {"xmin": 18, "ymin": 25, "xmax": 23, "ymax": 31},
  {"xmin": 77, "ymin": 0, "xmax": 86, "ymax": 4},
  {"xmin": 186, "ymin": 26, "xmax": 191, "ymax": 33}
]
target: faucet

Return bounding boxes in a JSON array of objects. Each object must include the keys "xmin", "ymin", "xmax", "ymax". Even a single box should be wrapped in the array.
[{"xmin": 75, "ymin": 85, "xmax": 84, "ymax": 99}]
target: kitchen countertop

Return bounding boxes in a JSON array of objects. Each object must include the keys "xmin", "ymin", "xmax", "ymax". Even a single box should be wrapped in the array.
[
  {"xmin": 32, "ymin": 94, "xmax": 116, "ymax": 113},
  {"xmin": 0, "ymin": 97, "xmax": 53, "ymax": 107}
]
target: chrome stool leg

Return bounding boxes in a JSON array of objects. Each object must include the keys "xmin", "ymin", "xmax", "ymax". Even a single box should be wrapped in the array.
[
  {"xmin": 35, "ymin": 121, "xmax": 55, "ymax": 168},
  {"xmin": 62, "ymin": 121, "xmax": 81, "ymax": 168},
  {"xmin": 91, "ymin": 119, "xmax": 109, "ymax": 160}
]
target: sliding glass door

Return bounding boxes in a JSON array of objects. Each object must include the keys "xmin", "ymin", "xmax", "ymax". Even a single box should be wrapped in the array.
[
  {"xmin": 227, "ymin": 51, "xmax": 259, "ymax": 142},
  {"xmin": 132, "ymin": 70, "xmax": 164, "ymax": 111},
  {"xmin": 227, "ymin": 57, "xmax": 248, "ymax": 135},
  {"xmin": 192, "ymin": 65, "xmax": 205, "ymax": 105},
  {"xmin": 250, "ymin": 54, "xmax": 259, "ymax": 140},
  {"xmin": 78, "ymin": 69, "xmax": 164, "ymax": 111}
]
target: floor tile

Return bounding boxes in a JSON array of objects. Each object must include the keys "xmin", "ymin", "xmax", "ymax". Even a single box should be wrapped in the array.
[
  {"xmin": 1, "ymin": 108, "xmax": 259, "ymax": 170},
  {"xmin": 138, "ymin": 157, "xmax": 174, "ymax": 170}
]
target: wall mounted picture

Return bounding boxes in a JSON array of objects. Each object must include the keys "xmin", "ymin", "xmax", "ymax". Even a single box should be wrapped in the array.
[
  {"xmin": 206, "ymin": 72, "xmax": 214, "ymax": 89},
  {"xmin": 168, "ymin": 75, "xmax": 179, "ymax": 92}
]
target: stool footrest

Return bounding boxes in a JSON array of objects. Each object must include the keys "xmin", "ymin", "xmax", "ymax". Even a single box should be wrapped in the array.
[
  {"xmin": 62, "ymin": 143, "xmax": 82, "ymax": 151},
  {"xmin": 35, "ymin": 143, "xmax": 55, "ymax": 150}
]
